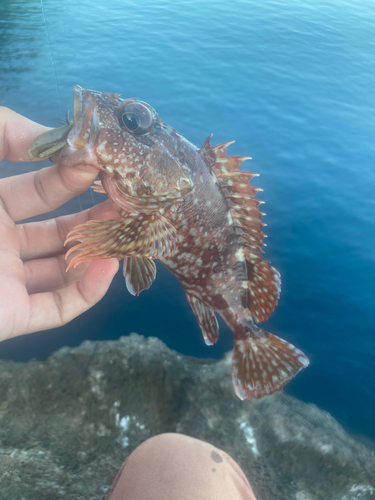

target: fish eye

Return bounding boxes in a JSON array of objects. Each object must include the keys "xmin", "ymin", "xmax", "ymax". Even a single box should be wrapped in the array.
[
  {"xmin": 122, "ymin": 112, "xmax": 140, "ymax": 131},
  {"xmin": 117, "ymin": 101, "xmax": 154, "ymax": 135}
]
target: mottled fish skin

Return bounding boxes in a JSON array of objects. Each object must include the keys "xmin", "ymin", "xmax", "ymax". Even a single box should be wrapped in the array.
[{"xmin": 28, "ymin": 85, "xmax": 309, "ymax": 400}]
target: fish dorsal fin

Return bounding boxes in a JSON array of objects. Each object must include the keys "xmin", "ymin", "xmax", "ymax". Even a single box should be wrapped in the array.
[
  {"xmin": 201, "ymin": 136, "xmax": 281, "ymax": 323},
  {"xmin": 65, "ymin": 212, "xmax": 178, "ymax": 270},
  {"xmin": 200, "ymin": 134, "xmax": 214, "ymax": 155},
  {"xmin": 123, "ymin": 257, "xmax": 157, "ymax": 296},
  {"xmin": 186, "ymin": 293, "xmax": 219, "ymax": 346}
]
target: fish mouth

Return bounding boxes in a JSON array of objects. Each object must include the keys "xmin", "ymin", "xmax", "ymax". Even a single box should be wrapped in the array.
[
  {"xmin": 28, "ymin": 85, "xmax": 100, "ymax": 163},
  {"xmin": 67, "ymin": 85, "xmax": 100, "ymax": 152}
]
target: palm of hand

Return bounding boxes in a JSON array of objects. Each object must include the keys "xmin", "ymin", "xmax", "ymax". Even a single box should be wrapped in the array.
[{"xmin": 0, "ymin": 107, "xmax": 119, "ymax": 341}]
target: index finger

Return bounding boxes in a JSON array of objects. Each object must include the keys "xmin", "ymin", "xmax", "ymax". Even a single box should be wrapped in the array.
[
  {"xmin": 0, "ymin": 107, "xmax": 100, "ymax": 221},
  {"xmin": 0, "ymin": 107, "xmax": 49, "ymax": 162}
]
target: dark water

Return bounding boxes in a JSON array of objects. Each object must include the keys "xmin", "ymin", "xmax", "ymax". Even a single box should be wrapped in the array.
[{"xmin": 1, "ymin": 0, "xmax": 375, "ymax": 443}]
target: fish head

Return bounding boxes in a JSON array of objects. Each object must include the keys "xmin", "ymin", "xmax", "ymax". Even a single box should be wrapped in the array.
[{"xmin": 28, "ymin": 86, "xmax": 194, "ymax": 211}]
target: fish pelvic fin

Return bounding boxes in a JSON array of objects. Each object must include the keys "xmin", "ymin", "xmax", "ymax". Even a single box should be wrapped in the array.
[
  {"xmin": 186, "ymin": 293, "xmax": 219, "ymax": 346},
  {"xmin": 232, "ymin": 327, "xmax": 309, "ymax": 400},
  {"xmin": 123, "ymin": 256, "xmax": 156, "ymax": 296},
  {"xmin": 64, "ymin": 212, "xmax": 178, "ymax": 270}
]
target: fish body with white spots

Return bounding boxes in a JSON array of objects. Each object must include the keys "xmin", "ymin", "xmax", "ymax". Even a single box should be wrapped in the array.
[{"xmin": 28, "ymin": 86, "xmax": 309, "ymax": 400}]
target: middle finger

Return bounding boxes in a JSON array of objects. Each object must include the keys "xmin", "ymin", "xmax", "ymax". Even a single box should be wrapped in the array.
[{"xmin": 18, "ymin": 199, "xmax": 119, "ymax": 261}]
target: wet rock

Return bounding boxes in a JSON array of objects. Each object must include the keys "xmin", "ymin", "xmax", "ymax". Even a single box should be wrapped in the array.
[{"xmin": 0, "ymin": 333, "xmax": 374, "ymax": 500}]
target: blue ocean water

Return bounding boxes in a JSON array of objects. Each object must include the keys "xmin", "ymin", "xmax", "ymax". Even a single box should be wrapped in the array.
[{"xmin": 0, "ymin": 0, "xmax": 374, "ymax": 443}]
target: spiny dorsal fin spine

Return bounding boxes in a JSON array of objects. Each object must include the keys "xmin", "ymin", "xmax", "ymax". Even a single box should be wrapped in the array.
[
  {"xmin": 200, "ymin": 134, "xmax": 213, "ymax": 154},
  {"xmin": 232, "ymin": 205, "xmax": 264, "ymax": 220},
  {"xmin": 210, "ymin": 140, "xmax": 235, "ymax": 158},
  {"xmin": 226, "ymin": 194, "xmax": 264, "ymax": 209},
  {"xmin": 214, "ymin": 156, "xmax": 251, "ymax": 173},
  {"xmin": 225, "ymin": 183, "xmax": 263, "ymax": 192},
  {"xmin": 222, "ymin": 184, "xmax": 262, "ymax": 199},
  {"xmin": 217, "ymin": 171, "xmax": 258, "ymax": 183},
  {"xmin": 233, "ymin": 213, "xmax": 266, "ymax": 227}
]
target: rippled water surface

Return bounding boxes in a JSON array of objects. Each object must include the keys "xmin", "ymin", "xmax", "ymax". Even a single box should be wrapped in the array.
[{"xmin": 1, "ymin": 0, "xmax": 375, "ymax": 441}]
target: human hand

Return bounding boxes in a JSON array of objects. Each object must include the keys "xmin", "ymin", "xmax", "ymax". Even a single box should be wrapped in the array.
[{"xmin": 0, "ymin": 107, "xmax": 119, "ymax": 341}]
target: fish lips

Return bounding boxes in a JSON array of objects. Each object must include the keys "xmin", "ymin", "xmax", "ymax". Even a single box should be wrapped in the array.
[
  {"xmin": 73, "ymin": 85, "xmax": 84, "ymax": 124},
  {"xmin": 67, "ymin": 86, "xmax": 100, "ymax": 153}
]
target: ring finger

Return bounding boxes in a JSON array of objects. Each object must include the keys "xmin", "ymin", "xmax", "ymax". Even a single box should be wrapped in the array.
[{"xmin": 24, "ymin": 254, "xmax": 89, "ymax": 294}]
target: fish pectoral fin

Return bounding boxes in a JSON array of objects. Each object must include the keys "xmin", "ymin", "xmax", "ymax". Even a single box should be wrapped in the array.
[
  {"xmin": 64, "ymin": 212, "xmax": 178, "ymax": 270},
  {"xmin": 123, "ymin": 256, "xmax": 156, "ymax": 296},
  {"xmin": 232, "ymin": 327, "xmax": 309, "ymax": 400},
  {"xmin": 186, "ymin": 294, "xmax": 219, "ymax": 346}
]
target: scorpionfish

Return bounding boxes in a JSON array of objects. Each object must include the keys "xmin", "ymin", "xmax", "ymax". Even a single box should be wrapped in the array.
[{"xmin": 28, "ymin": 85, "xmax": 309, "ymax": 400}]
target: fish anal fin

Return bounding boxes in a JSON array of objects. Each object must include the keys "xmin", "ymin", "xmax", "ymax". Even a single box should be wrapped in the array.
[
  {"xmin": 232, "ymin": 330, "xmax": 309, "ymax": 400},
  {"xmin": 123, "ymin": 257, "xmax": 156, "ymax": 296},
  {"xmin": 186, "ymin": 294, "xmax": 219, "ymax": 346},
  {"xmin": 64, "ymin": 212, "xmax": 178, "ymax": 270}
]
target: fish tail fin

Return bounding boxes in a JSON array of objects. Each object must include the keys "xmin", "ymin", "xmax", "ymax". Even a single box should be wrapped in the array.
[{"xmin": 232, "ymin": 326, "xmax": 309, "ymax": 400}]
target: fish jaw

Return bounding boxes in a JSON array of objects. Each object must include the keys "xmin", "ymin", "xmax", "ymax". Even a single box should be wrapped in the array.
[{"xmin": 27, "ymin": 85, "xmax": 106, "ymax": 171}]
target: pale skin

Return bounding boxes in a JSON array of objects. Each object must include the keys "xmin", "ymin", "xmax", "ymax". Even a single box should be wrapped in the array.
[{"xmin": 0, "ymin": 107, "xmax": 120, "ymax": 341}]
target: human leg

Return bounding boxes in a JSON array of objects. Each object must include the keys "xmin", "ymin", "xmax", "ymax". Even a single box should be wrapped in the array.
[{"xmin": 108, "ymin": 433, "xmax": 257, "ymax": 500}]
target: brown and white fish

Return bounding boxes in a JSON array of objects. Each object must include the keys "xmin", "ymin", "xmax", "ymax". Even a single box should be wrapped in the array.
[{"xmin": 28, "ymin": 85, "xmax": 309, "ymax": 400}]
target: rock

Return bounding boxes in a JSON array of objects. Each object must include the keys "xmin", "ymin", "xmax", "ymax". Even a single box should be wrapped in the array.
[{"xmin": 0, "ymin": 333, "xmax": 374, "ymax": 500}]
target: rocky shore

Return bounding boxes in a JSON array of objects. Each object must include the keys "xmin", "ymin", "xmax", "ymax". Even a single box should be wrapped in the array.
[{"xmin": 0, "ymin": 333, "xmax": 374, "ymax": 500}]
